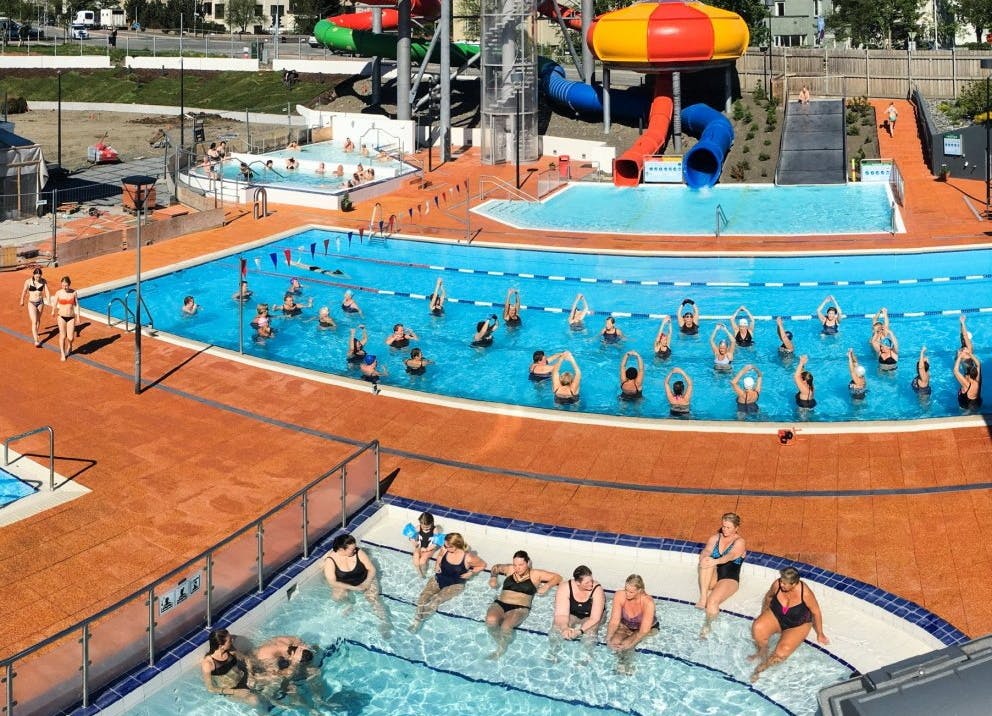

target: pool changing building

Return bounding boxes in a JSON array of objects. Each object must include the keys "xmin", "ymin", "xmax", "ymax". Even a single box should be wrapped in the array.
[{"xmin": 0, "ymin": 125, "xmax": 48, "ymax": 222}]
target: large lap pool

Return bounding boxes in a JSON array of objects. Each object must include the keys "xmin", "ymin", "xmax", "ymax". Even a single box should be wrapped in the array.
[
  {"xmin": 82, "ymin": 231, "xmax": 992, "ymax": 423},
  {"xmin": 474, "ymin": 183, "xmax": 901, "ymax": 236}
]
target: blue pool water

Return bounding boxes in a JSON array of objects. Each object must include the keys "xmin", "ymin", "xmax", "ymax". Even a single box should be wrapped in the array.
[
  {"xmin": 0, "ymin": 467, "xmax": 35, "ymax": 507},
  {"xmin": 82, "ymin": 231, "xmax": 992, "ymax": 422},
  {"xmin": 474, "ymin": 183, "xmax": 899, "ymax": 235},
  {"xmin": 128, "ymin": 543, "xmax": 846, "ymax": 715}
]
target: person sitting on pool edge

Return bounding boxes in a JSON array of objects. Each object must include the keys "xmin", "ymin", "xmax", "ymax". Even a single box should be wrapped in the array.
[
  {"xmin": 405, "ymin": 347, "xmax": 432, "ymax": 375},
  {"xmin": 794, "ymin": 355, "xmax": 816, "ymax": 409},
  {"xmin": 550, "ymin": 565, "xmax": 605, "ymax": 650},
  {"xmin": 503, "ymin": 288, "xmax": 522, "ymax": 327},
  {"xmin": 696, "ymin": 513, "xmax": 746, "ymax": 639},
  {"xmin": 486, "ymin": 550, "xmax": 562, "ymax": 659},
  {"xmin": 678, "ymin": 298, "xmax": 699, "ymax": 335},
  {"xmin": 568, "ymin": 293, "xmax": 592, "ymax": 328},
  {"xmin": 654, "ymin": 316, "xmax": 673, "ymax": 358},
  {"xmin": 731, "ymin": 306, "xmax": 755, "ymax": 347},
  {"xmin": 710, "ymin": 324, "xmax": 735, "ymax": 371},
  {"xmin": 472, "ymin": 314, "xmax": 499, "ymax": 347},
  {"xmin": 619, "ymin": 350, "xmax": 644, "ymax": 400},
  {"xmin": 410, "ymin": 532, "xmax": 487, "ymax": 632},
  {"xmin": 731, "ymin": 364, "xmax": 761, "ymax": 415},
  {"xmin": 346, "ymin": 326, "xmax": 368, "ymax": 363},
  {"xmin": 606, "ymin": 574, "xmax": 659, "ymax": 675},
  {"xmin": 551, "ymin": 350, "xmax": 581, "ymax": 404},
  {"xmin": 428, "ymin": 278, "xmax": 446, "ymax": 315},
  {"xmin": 323, "ymin": 533, "xmax": 390, "ymax": 635},
  {"xmin": 665, "ymin": 367, "xmax": 693, "ymax": 416},
  {"xmin": 817, "ymin": 295, "xmax": 842, "ymax": 334}
]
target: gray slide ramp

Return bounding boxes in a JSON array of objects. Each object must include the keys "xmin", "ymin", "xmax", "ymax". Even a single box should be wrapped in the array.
[{"xmin": 776, "ymin": 99, "xmax": 847, "ymax": 185}]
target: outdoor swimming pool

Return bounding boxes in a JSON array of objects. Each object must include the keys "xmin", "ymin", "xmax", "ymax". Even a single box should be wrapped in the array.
[
  {"xmin": 474, "ymin": 183, "xmax": 901, "ymax": 236},
  {"xmin": 0, "ymin": 467, "xmax": 34, "ymax": 508},
  {"xmin": 125, "ymin": 519, "xmax": 852, "ymax": 715},
  {"xmin": 82, "ymin": 231, "xmax": 992, "ymax": 423}
]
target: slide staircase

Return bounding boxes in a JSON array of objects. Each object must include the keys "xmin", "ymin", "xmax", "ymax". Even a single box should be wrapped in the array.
[{"xmin": 776, "ymin": 98, "xmax": 847, "ymax": 185}]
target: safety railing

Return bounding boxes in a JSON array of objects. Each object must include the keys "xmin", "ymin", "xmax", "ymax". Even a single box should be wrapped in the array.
[
  {"xmin": 479, "ymin": 175, "xmax": 535, "ymax": 202},
  {"xmin": 715, "ymin": 204, "xmax": 730, "ymax": 238},
  {"xmin": 0, "ymin": 440, "xmax": 380, "ymax": 715},
  {"xmin": 536, "ymin": 167, "xmax": 567, "ymax": 199},
  {"xmin": 3, "ymin": 426, "xmax": 55, "ymax": 491}
]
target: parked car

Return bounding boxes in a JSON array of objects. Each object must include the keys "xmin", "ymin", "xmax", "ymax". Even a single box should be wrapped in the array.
[
  {"xmin": 307, "ymin": 35, "xmax": 320, "ymax": 48},
  {"xmin": 3, "ymin": 21, "xmax": 43, "ymax": 40},
  {"xmin": 69, "ymin": 24, "xmax": 89, "ymax": 39}
]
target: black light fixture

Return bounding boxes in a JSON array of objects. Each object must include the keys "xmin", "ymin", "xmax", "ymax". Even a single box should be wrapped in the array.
[
  {"xmin": 982, "ymin": 58, "xmax": 992, "ymax": 217},
  {"xmin": 121, "ymin": 175, "xmax": 158, "ymax": 394}
]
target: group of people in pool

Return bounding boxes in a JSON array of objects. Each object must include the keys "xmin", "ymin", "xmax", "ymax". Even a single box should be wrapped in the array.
[
  {"xmin": 18, "ymin": 269, "xmax": 80, "ymax": 361},
  {"xmin": 317, "ymin": 511, "xmax": 827, "ymax": 681}
]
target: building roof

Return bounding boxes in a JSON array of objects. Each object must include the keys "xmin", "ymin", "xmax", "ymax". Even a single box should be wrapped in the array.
[{"xmin": 0, "ymin": 126, "xmax": 38, "ymax": 149}]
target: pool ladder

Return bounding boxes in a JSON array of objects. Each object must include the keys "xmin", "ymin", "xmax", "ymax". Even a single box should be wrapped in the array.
[
  {"xmin": 715, "ymin": 204, "xmax": 729, "ymax": 238},
  {"xmin": 107, "ymin": 289, "xmax": 156, "ymax": 336},
  {"xmin": 3, "ymin": 425, "xmax": 55, "ymax": 491}
]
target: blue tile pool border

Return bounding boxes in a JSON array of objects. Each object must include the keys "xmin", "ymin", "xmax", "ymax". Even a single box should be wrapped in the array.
[{"xmin": 63, "ymin": 493, "xmax": 966, "ymax": 714}]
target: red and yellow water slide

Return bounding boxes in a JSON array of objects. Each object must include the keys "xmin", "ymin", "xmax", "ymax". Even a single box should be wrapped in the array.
[{"xmin": 587, "ymin": 1, "xmax": 748, "ymax": 186}]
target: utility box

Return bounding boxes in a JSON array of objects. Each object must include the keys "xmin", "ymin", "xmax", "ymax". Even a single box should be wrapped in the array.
[{"xmin": 558, "ymin": 155, "xmax": 571, "ymax": 180}]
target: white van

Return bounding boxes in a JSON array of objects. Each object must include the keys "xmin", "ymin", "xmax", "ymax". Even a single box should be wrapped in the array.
[{"xmin": 73, "ymin": 10, "xmax": 97, "ymax": 27}]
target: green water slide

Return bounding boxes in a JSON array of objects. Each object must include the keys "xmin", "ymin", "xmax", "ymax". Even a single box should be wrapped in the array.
[{"xmin": 313, "ymin": 19, "xmax": 479, "ymax": 65}]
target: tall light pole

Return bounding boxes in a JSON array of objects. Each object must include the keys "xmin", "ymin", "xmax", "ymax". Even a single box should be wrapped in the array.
[
  {"xmin": 982, "ymin": 59, "xmax": 992, "ymax": 217},
  {"xmin": 122, "ymin": 175, "xmax": 157, "ymax": 394},
  {"xmin": 765, "ymin": 0, "xmax": 775, "ymax": 101},
  {"xmin": 56, "ymin": 70, "xmax": 62, "ymax": 167}
]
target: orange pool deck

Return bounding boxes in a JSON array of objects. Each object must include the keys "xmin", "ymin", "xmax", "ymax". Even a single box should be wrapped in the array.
[{"xmin": 2, "ymin": 97, "xmax": 992, "ymax": 664}]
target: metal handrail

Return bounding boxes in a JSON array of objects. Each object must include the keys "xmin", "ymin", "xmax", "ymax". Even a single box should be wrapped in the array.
[
  {"xmin": 479, "ymin": 175, "xmax": 535, "ymax": 202},
  {"xmin": 715, "ymin": 204, "xmax": 730, "ymax": 237},
  {"xmin": 0, "ymin": 439, "xmax": 380, "ymax": 713},
  {"xmin": 3, "ymin": 426, "xmax": 55, "ymax": 491},
  {"xmin": 106, "ymin": 296, "xmax": 133, "ymax": 330},
  {"xmin": 359, "ymin": 126, "xmax": 403, "ymax": 155},
  {"xmin": 124, "ymin": 288, "xmax": 155, "ymax": 334}
]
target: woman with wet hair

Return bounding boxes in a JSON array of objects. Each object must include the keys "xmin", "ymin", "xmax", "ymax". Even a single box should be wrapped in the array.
[
  {"xmin": 696, "ymin": 513, "xmax": 746, "ymax": 637},
  {"xmin": 410, "ymin": 532, "xmax": 486, "ymax": 632},
  {"xmin": 606, "ymin": 574, "xmax": 658, "ymax": 674},
  {"xmin": 323, "ymin": 533, "xmax": 389, "ymax": 632},
  {"xmin": 485, "ymin": 550, "xmax": 561, "ymax": 659},
  {"xmin": 200, "ymin": 628, "xmax": 261, "ymax": 706}
]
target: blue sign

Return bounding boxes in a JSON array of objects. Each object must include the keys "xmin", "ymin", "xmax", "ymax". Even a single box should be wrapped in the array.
[
  {"xmin": 643, "ymin": 157, "xmax": 683, "ymax": 184},
  {"xmin": 943, "ymin": 133, "xmax": 963, "ymax": 157}
]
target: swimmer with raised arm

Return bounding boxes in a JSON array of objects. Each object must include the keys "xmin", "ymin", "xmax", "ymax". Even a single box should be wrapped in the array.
[
  {"xmin": 954, "ymin": 347, "xmax": 982, "ymax": 410},
  {"xmin": 710, "ymin": 324, "xmax": 735, "ymax": 371},
  {"xmin": 912, "ymin": 346, "xmax": 931, "ymax": 394},
  {"xmin": 697, "ymin": 512, "xmax": 746, "ymax": 638},
  {"xmin": 961, "ymin": 315, "xmax": 974, "ymax": 353},
  {"xmin": 731, "ymin": 306, "xmax": 755, "ymax": 347},
  {"xmin": 873, "ymin": 328, "xmax": 899, "ymax": 370},
  {"xmin": 847, "ymin": 348, "xmax": 867, "ymax": 399},
  {"xmin": 607, "ymin": 574, "xmax": 658, "ymax": 674},
  {"xmin": 346, "ymin": 326, "xmax": 368, "ymax": 363},
  {"xmin": 776, "ymin": 317, "xmax": 795, "ymax": 355},
  {"xmin": 678, "ymin": 298, "xmax": 700, "ymax": 334},
  {"xmin": 654, "ymin": 316, "xmax": 673, "ymax": 358},
  {"xmin": 472, "ymin": 314, "xmax": 499, "ymax": 347},
  {"xmin": 385, "ymin": 323, "xmax": 418, "ymax": 348},
  {"xmin": 817, "ymin": 295, "xmax": 841, "ymax": 334},
  {"xmin": 749, "ymin": 567, "xmax": 829, "ymax": 682},
  {"xmin": 869, "ymin": 307, "xmax": 889, "ymax": 347},
  {"xmin": 486, "ymin": 551, "xmax": 562, "ymax": 659},
  {"xmin": 529, "ymin": 350, "xmax": 561, "ymax": 381},
  {"xmin": 182, "ymin": 295, "xmax": 200, "ymax": 316},
  {"xmin": 428, "ymin": 278, "xmax": 446, "ymax": 315},
  {"xmin": 410, "ymin": 533, "xmax": 486, "ymax": 632},
  {"xmin": 619, "ymin": 350, "xmax": 644, "ymax": 400},
  {"xmin": 731, "ymin": 364, "xmax": 761, "ymax": 414},
  {"xmin": 665, "ymin": 367, "xmax": 693, "ymax": 416},
  {"xmin": 552, "ymin": 350, "xmax": 581, "ymax": 404},
  {"xmin": 794, "ymin": 355, "xmax": 816, "ymax": 409},
  {"xmin": 503, "ymin": 288, "xmax": 522, "ymax": 327},
  {"xmin": 568, "ymin": 293, "xmax": 591, "ymax": 328}
]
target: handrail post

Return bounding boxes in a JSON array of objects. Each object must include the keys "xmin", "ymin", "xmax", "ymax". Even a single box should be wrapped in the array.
[
  {"xmin": 205, "ymin": 553, "xmax": 214, "ymax": 627},
  {"xmin": 3, "ymin": 425, "xmax": 57, "ymax": 491},
  {"xmin": 374, "ymin": 442, "xmax": 381, "ymax": 502},
  {"xmin": 340, "ymin": 465, "xmax": 348, "ymax": 529},
  {"xmin": 301, "ymin": 491, "xmax": 310, "ymax": 560},
  {"xmin": 146, "ymin": 586, "xmax": 155, "ymax": 667},
  {"xmin": 256, "ymin": 523, "xmax": 264, "ymax": 594},
  {"xmin": 80, "ymin": 624, "xmax": 90, "ymax": 707},
  {"xmin": 4, "ymin": 662, "xmax": 12, "ymax": 716}
]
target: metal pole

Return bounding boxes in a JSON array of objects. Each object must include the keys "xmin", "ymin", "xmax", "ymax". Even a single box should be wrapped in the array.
[
  {"xmin": 440, "ymin": 0, "xmax": 451, "ymax": 162},
  {"xmin": 57, "ymin": 70, "xmax": 62, "ymax": 166},
  {"xmin": 371, "ymin": 7, "xmax": 382, "ymax": 105},
  {"xmin": 396, "ymin": 0, "xmax": 411, "ymax": 120},
  {"xmin": 179, "ymin": 57, "xmax": 185, "ymax": 153},
  {"xmin": 205, "ymin": 553, "xmax": 214, "ymax": 627},
  {"xmin": 515, "ymin": 86, "xmax": 521, "ymax": 189},
  {"xmin": 581, "ymin": 0, "xmax": 593, "ymax": 83},
  {"xmin": 81, "ymin": 624, "xmax": 90, "ymax": 707},
  {"xmin": 986, "ymin": 73, "xmax": 990, "ymax": 217},
  {"xmin": 238, "ymin": 256, "xmax": 244, "ymax": 353},
  {"xmin": 256, "ymin": 523, "xmax": 265, "ymax": 593},
  {"xmin": 134, "ymin": 199, "xmax": 142, "ymax": 394},
  {"xmin": 147, "ymin": 586, "xmax": 155, "ymax": 666}
]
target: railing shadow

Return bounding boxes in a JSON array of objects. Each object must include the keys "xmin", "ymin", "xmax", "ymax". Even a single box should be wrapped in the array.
[
  {"xmin": 6, "ymin": 452, "xmax": 96, "ymax": 485},
  {"xmin": 142, "ymin": 344, "xmax": 214, "ymax": 392}
]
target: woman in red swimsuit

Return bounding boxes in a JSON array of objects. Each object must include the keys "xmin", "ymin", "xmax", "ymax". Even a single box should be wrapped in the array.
[
  {"xmin": 50, "ymin": 275, "xmax": 79, "ymax": 361},
  {"xmin": 749, "ymin": 567, "xmax": 829, "ymax": 681}
]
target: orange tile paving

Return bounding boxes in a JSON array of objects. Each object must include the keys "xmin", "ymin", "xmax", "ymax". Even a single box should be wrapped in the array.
[{"xmin": 3, "ymin": 102, "xmax": 992, "ymax": 675}]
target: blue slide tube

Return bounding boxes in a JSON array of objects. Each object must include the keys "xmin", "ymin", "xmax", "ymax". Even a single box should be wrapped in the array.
[
  {"xmin": 538, "ymin": 59, "xmax": 649, "ymax": 120},
  {"xmin": 681, "ymin": 103, "xmax": 734, "ymax": 189}
]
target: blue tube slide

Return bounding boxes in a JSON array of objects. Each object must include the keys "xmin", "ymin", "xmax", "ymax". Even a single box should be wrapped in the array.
[
  {"xmin": 538, "ymin": 59, "xmax": 650, "ymax": 120},
  {"xmin": 681, "ymin": 103, "xmax": 734, "ymax": 189}
]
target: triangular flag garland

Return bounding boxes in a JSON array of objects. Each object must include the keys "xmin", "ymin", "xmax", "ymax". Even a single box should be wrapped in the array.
[
  {"xmin": 323, "ymin": 238, "xmax": 329, "ymax": 254},
  {"xmin": 269, "ymin": 253, "xmax": 278, "ymax": 269},
  {"xmin": 283, "ymin": 248, "xmax": 292, "ymax": 266},
  {"xmin": 240, "ymin": 258, "xmax": 247, "ymax": 278},
  {"xmin": 310, "ymin": 242, "xmax": 316, "ymax": 259}
]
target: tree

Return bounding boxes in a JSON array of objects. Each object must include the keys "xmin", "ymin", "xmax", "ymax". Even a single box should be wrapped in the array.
[
  {"xmin": 708, "ymin": 0, "xmax": 773, "ymax": 42},
  {"xmin": 227, "ymin": 0, "xmax": 260, "ymax": 32},
  {"xmin": 955, "ymin": 0, "xmax": 992, "ymax": 43},
  {"xmin": 828, "ymin": 0, "xmax": 923, "ymax": 48},
  {"xmin": 457, "ymin": 0, "xmax": 480, "ymax": 42}
]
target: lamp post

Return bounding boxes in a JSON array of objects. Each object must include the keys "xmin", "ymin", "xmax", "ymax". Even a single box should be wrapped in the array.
[
  {"xmin": 56, "ymin": 70, "xmax": 62, "ymax": 167},
  {"xmin": 765, "ymin": 0, "xmax": 774, "ymax": 102},
  {"xmin": 515, "ymin": 83, "xmax": 522, "ymax": 189},
  {"xmin": 982, "ymin": 59, "xmax": 992, "ymax": 217},
  {"xmin": 122, "ymin": 175, "xmax": 157, "ymax": 395}
]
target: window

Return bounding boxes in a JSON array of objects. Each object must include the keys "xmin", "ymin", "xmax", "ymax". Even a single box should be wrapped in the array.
[
  {"xmin": 775, "ymin": 2, "xmax": 784, "ymax": 17},
  {"xmin": 813, "ymin": 0, "xmax": 821, "ymax": 15},
  {"xmin": 214, "ymin": 3, "xmax": 224, "ymax": 19}
]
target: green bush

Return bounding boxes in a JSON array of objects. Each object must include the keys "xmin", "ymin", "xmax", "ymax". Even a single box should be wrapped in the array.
[
  {"xmin": 847, "ymin": 125, "xmax": 860, "ymax": 135},
  {"xmin": 746, "ymin": 131, "xmax": 756, "ymax": 141},
  {"xmin": 763, "ymin": 138, "xmax": 771, "ymax": 146},
  {"xmin": 742, "ymin": 145, "xmax": 751, "ymax": 153},
  {"xmin": 732, "ymin": 100, "xmax": 745, "ymax": 121},
  {"xmin": 864, "ymin": 135, "xmax": 872, "ymax": 144},
  {"xmin": 758, "ymin": 152, "xmax": 770, "ymax": 161},
  {"xmin": 764, "ymin": 123, "xmax": 776, "ymax": 132}
]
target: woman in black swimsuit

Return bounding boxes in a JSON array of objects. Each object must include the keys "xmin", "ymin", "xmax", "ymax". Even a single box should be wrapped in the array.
[
  {"xmin": 322, "ymin": 533, "xmax": 389, "ymax": 631},
  {"xmin": 551, "ymin": 565, "xmax": 605, "ymax": 645},
  {"xmin": 551, "ymin": 350, "xmax": 582, "ymax": 405},
  {"xmin": 794, "ymin": 354, "xmax": 816, "ymax": 409},
  {"xmin": 696, "ymin": 513, "xmax": 746, "ymax": 638},
  {"xmin": 731, "ymin": 365, "xmax": 761, "ymax": 415},
  {"xmin": 619, "ymin": 350, "xmax": 644, "ymax": 400},
  {"xmin": 503, "ymin": 288, "xmax": 522, "ymax": 327},
  {"xmin": 953, "ymin": 347, "xmax": 982, "ymax": 410},
  {"xmin": 19, "ymin": 267, "xmax": 50, "ymax": 347},
  {"xmin": 912, "ymin": 345, "xmax": 931, "ymax": 395},
  {"xmin": 199, "ymin": 628, "xmax": 262, "ymax": 707},
  {"xmin": 472, "ymin": 314, "xmax": 499, "ymax": 347},
  {"xmin": 486, "ymin": 550, "xmax": 562, "ymax": 659},
  {"xmin": 346, "ymin": 326, "xmax": 368, "ymax": 364},
  {"xmin": 410, "ymin": 532, "xmax": 487, "ymax": 632},
  {"xmin": 749, "ymin": 567, "xmax": 829, "ymax": 681},
  {"xmin": 428, "ymin": 278, "xmax": 446, "ymax": 315}
]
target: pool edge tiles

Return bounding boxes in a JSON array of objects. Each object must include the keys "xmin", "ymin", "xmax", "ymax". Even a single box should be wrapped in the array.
[
  {"xmin": 472, "ymin": 182, "xmax": 904, "ymax": 237},
  {"xmin": 0, "ymin": 448, "xmax": 90, "ymax": 527},
  {"xmin": 82, "ymin": 497, "xmax": 963, "ymax": 716}
]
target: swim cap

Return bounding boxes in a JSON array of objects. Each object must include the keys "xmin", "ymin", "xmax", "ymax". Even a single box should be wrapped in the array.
[
  {"xmin": 856, "ymin": 365, "xmax": 866, "ymax": 377},
  {"xmin": 742, "ymin": 376, "xmax": 755, "ymax": 390},
  {"xmin": 363, "ymin": 354, "xmax": 377, "ymax": 365},
  {"xmin": 738, "ymin": 318, "xmax": 749, "ymax": 327}
]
